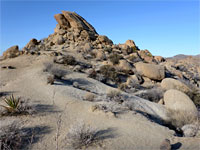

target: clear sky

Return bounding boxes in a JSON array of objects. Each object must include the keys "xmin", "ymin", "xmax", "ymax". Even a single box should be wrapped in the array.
[{"xmin": 0, "ymin": 0, "xmax": 199, "ymax": 57}]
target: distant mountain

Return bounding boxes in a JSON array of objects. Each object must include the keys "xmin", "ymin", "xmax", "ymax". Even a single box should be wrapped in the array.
[{"xmin": 167, "ymin": 54, "xmax": 200, "ymax": 60}]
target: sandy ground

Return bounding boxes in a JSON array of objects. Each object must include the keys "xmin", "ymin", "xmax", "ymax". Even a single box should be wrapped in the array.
[{"xmin": 0, "ymin": 55, "xmax": 199, "ymax": 150}]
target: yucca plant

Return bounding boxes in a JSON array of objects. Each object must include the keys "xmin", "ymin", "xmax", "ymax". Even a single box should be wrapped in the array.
[{"xmin": 0, "ymin": 94, "xmax": 20, "ymax": 113}]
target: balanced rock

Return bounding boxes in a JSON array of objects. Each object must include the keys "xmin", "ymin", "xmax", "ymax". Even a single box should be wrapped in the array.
[
  {"xmin": 163, "ymin": 89, "xmax": 198, "ymax": 116},
  {"xmin": 3, "ymin": 45, "xmax": 20, "ymax": 59},
  {"xmin": 135, "ymin": 62, "xmax": 165, "ymax": 80},
  {"xmin": 161, "ymin": 78, "xmax": 190, "ymax": 94}
]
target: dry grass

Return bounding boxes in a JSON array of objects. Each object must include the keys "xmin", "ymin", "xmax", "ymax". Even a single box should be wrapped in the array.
[
  {"xmin": 135, "ymin": 87, "xmax": 164, "ymax": 103},
  {"xmin": 92, "ymin": 102, "xmax": 125, "ymax": 115},
  {"xmin": 106, "ymin": 90, "xmax": 124, "ymax": 104},
  {"xmin": 167, "ymin": 109, "xmax": 198, "ymax": 128},
  {"xmin": 0, "ymin": 123, "xmax": 24, "ymax": 150},
  {"xmin": 66, "ymin": 121, "xmax": 100, "ymax": 149}
]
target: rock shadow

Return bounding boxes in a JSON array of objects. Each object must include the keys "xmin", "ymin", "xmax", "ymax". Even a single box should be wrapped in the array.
[
  {"xmin": 20, "ymin": 125, "xmax": 52, "ymax": 149},
  {"xmin": 171, "ymin": 142, "xmax": 182, "ymax": 150},
  {"xmin": 34, "ymin": 104, "xmax": 61, "ymax": 115}
]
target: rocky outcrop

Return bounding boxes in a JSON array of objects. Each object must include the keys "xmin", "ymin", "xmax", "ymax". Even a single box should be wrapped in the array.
[
  {"xmin": 125, "ymin": 40, "xmax": 136, "ymax": 48},
  {"xmin": 24, "ymin": 38, "xmax": 40, "ymax": 51},
  {"xmin": 163, "ymin": 89, "xmax": 198, "ymax": 116},
  {"xmin": 54, "ymin": 11, "xmax": 97, "ymax": 34},
  {"xmin": 3, "ymin": 45, "xmax": 20, "ymax": 59},
  {"xmin": 135, "ymin": 62, "xmax": 165, "ymax": 80}
]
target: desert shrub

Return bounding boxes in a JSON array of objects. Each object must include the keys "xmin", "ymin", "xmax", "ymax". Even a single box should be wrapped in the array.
[
  {"xmin": 66, "ymin": 121, "xmax": 100, "ymax": 149},
  {"xmin": 43, "ymin": 62, "xmax": 53, "ymax": 72},
  {"xmin": 63, "ymin": 55, "xmax": 77, "ymax": 65},
  {"xmin": 167, "ymin": 109, "xmax": 198, "ymax": 128},
  {"xmin": 51, "ymin": 68, "xmax": 67, "ymax": 79},
  {"xmin": 0, "ymin": 95, "xmax": 32, "ymax": 116},
  {"xmin": 135, "ymin": 88, "xmax": 164, "ymax": 103},
  {"xmin": 43, "ymin": 62, "xmax": 67, "ymax": 79},
  {"xmin": 99, "ymin": 65, "xmax": 121, "ymax": 83},
  {"xmin": 109, "ymin": 53, "xmax": 122, "ymax": 65},
  {"xmin": 0, "ymin": 121, "xmax": 34, "ymax": 150},
  {"xmin": 106, "ymin": 90, "xmax": 124, "ymax": 104},
  {"xmin": 84, "ymin": 93, "xmax": 96, "ymax": 102},
  {"xmin": 47, "ymin": 75, "xmax": 55, "ymax": 85}
]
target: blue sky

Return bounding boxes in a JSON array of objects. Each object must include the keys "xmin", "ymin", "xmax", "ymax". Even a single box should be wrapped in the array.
[{"xmin": 0, "ymin": 0, "xmax": 199, "ymax": 57}]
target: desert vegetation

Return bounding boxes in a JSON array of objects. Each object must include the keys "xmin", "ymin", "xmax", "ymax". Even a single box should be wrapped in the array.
[
  {"xmin": 66, "ymin": 121, "xmax": 102, "ymax": 149},
  {"xmin": 0, "ymin": 95, "xmax": 32, "ymax": 116},
  {"xmin": 1, "ymin": 9, "xmax": 200, "ymax": 150},
  {"xmin": 43, "ymin": 62, "xmax": 67, "ymax": 79}
]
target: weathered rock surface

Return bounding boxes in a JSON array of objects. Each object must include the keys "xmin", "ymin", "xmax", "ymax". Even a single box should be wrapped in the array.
[
  {"xmin": 3, "ymin": 45, "xmax": 20, "ymax": 59},
  {"xmin": 135, "ymin": 62, "xmax": 165, "ymax": 80},
  {"xmin": 163, "ymin": 89, "xmax": 198, "ymax": 116},
  {"xmin": 161, "ymin": 78, "xmax": 190, "ymax": 94},
  {"xmin": 118, "ymin": 59, "xmax": 132, "ymax": 70},
  {"xmin": 181, "ymin": 124, "xmax": 199, "ymax": 137}
]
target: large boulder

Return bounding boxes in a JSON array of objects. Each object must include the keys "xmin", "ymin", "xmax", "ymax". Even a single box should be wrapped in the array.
[
  {"xmin": 3, "ymin": 45, "xmax": 20, "ymax": 59},
  {"xmin": 163, "ymin": 89, "xmax": 198, "ymax": 116},
  {"xmin": 118, "ymin": 60, "xmax": 132, "ymax": 70},
  {"xmin": 161, "ymin": 78, "xmax": 190, "ymax": 94},
  {"xmin": 135, "ymin": 62, "xmax": 165, "ymax": 80}
]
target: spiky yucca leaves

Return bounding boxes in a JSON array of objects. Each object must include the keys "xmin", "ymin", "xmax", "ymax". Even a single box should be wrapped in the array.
[
  {"xmin": 0, "ymin": 95, "xmax": 32, "ymax": 116},
  {"xmin": 0, "ymin": 94, "xmax": 20, "ymax": 113}
]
